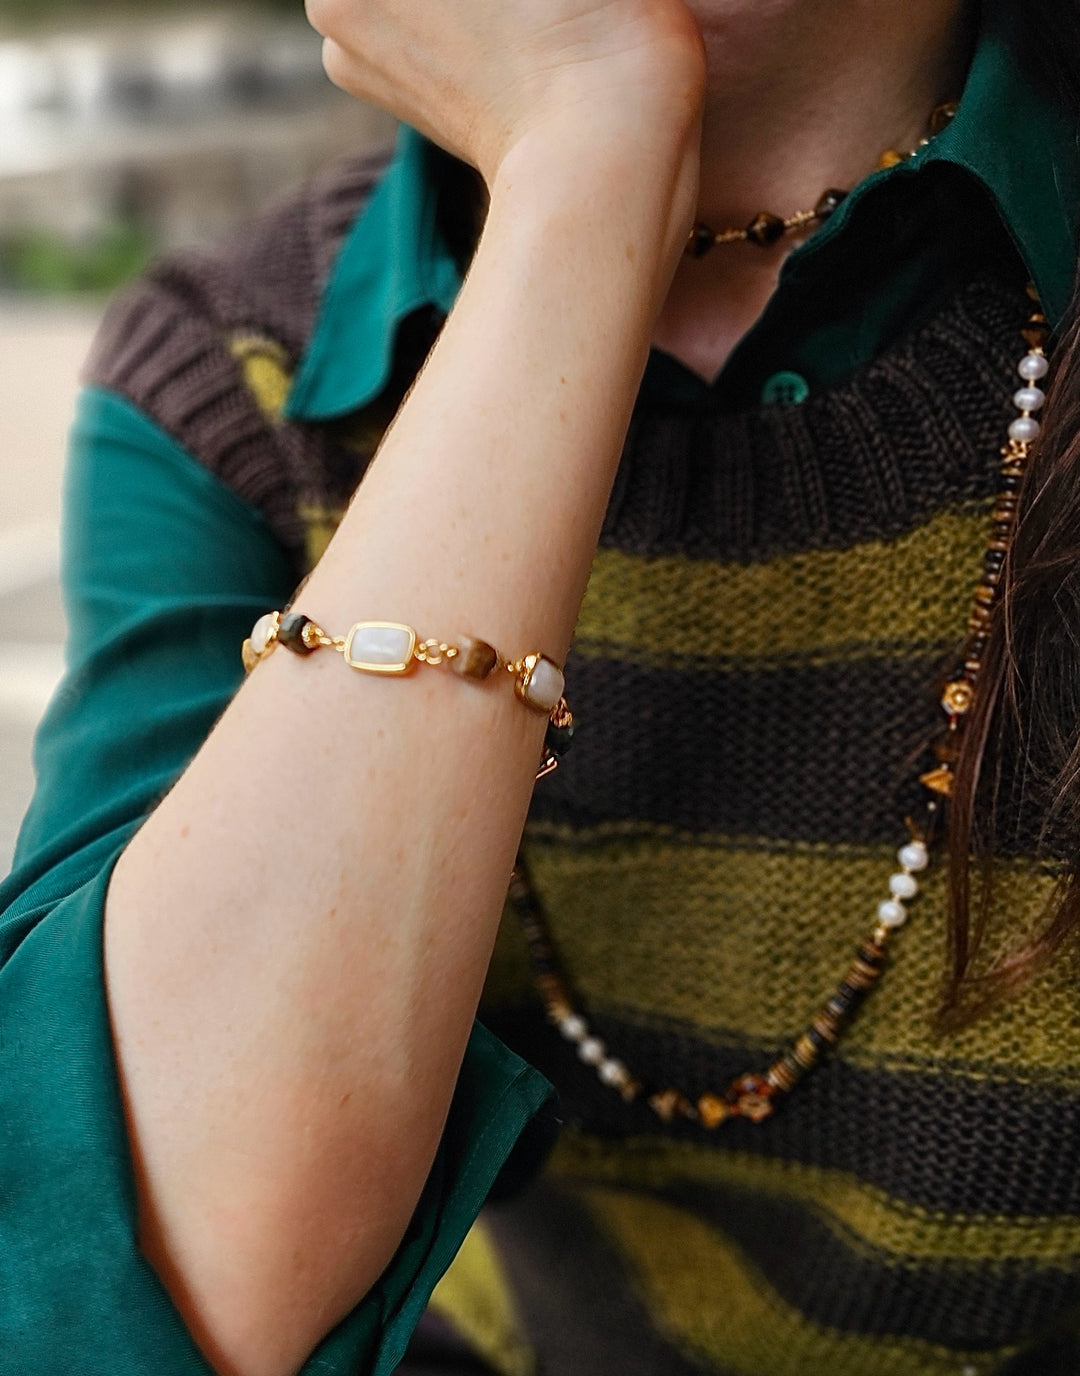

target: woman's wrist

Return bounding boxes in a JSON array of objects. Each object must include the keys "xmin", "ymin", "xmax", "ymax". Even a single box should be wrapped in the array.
[{"xmin": 488, "ymin": 109, "xmax": 702, "ymax": 315}]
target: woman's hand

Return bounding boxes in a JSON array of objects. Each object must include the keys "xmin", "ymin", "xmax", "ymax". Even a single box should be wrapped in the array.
[{"xmin": 306, "ymin": 0, "xmax": 705, "ymax": 188}]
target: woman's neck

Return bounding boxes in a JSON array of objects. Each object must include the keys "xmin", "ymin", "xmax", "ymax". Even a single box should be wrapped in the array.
[{"xmin": 652, "ymin": 0, "xmax": 975, "ymax": 383}]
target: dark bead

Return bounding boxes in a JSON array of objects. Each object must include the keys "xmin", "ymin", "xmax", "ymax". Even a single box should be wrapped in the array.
[
  {"xmin": 689, "ymin": 222, "xmax": 715, "ymax": 258},
  {"xmin": 278, "ymin": 611, "xmax": 315, "ymax": 654},
  {"xmin": 1000, "ymin": 474, "xmax": 1022, "ymax": 493},
  {"xmin": 804, "ymin": 1025, "xmax": 831, "ymax": 1053},
  {"xmin": 814, "ymin": 188, "xmax": 848, "ymax": 220},
  {"xmin": 545, "ymin": 719, "xmax": 577, "ymax": 759},
  {"xmin": 984, "ymin": 549, "xmax": 1006, "ymax": 568},
  {"xmin": 746, "ymin": 211, "xmax": 787, "ymax": 247}
]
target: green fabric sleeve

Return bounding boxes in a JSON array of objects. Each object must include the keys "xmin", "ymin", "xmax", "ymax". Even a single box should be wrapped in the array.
[{"xmin": 0, "ymin": 385, "xmax": 553, "ymax": 1376}]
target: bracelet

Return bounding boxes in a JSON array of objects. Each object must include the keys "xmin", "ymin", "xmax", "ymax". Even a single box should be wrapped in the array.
[{"xmin": 242, "ymin": 610, "xmax": 575, "ymax": 779}]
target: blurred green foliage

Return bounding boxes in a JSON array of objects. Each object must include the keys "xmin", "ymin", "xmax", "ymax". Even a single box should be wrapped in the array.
[{"xmin": 0, "ymin": 223, "xmax": 153, "ymax": 294}]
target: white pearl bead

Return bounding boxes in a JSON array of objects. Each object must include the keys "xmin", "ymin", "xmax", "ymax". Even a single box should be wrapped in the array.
[
  {"xmin": 598, "ymin": 1058, "xmax": 629, "ymax": 1086},
  {"xmin": 250, "ymin": 612, "xmax": 278, "ymax": 655},
  {"xmin": 1018, "ymin": 353, "xmax": 1049, "ymax": 381},
  {"xmin": 878, "ymin": 899, "xmax": 908, "ymax": 928},
  {"xmin": 1013, "ymin": 387, "xmax": 1045, "ymax": 412},
  {"xmin": 558, "ymin": 1014, "xmax": 587, "ymax": 1043},
  {"xmin": 1009, "ymin": 417, "xmax": 1040, "ymax": 443},
  {"xmin": 898, "ymin": 840, "xmax": 929, "ymax": 872},
  {"xmin": 889, "ymin": 872, "xmax": 919, "ymax": 900},
  {"xmin": 578, "ymin": 1037, "xmax": 606, "ymax": 1066}
]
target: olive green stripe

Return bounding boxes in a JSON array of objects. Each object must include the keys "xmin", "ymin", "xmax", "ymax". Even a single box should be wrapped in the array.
[
  {"xmin": 512, "ymin": 832, "xmax": 1078, "ymax": 1084},
  {"xmin": 550, "ymin": 1132, "xmax": 1080, "ymax": 1267},
  {"xmin": 576, "ymin": 503, "xmax": 989, "ymax": 669},
  {"xmin": 429, "ymin": 1222, "xmax": 537, "ymax": 1376},
  {"xmin": 581, "ymin": 1186, "xmax": 1015, "ymax": 1376}
]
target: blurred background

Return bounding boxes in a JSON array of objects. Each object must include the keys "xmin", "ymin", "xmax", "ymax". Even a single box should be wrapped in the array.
[{"xmin": 0, "ymin": 0, "xmax": 395, "ymax": 872}]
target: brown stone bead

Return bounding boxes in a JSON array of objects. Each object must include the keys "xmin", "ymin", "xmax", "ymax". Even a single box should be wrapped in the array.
[
  {"xmin": 929, "ymin": 102, "xmax": 958, "ymax": 135},
  {"xmin": 451, "ymin": 636, "xmax": 499, "ymax": 680},
  {"xmin": 688, "ymin": 222, "xmax": 715, "ymax": 258},
  {"xmin": 278, "ymin": 611, "xmax": 316, "ymax": 654},
  {"xmin": 814, "ymin": 188, "xmax": 848, "ymax": 221},
  {"xmin": 746, "ymin": 211, "xmax": 786, "ymax": 247}
]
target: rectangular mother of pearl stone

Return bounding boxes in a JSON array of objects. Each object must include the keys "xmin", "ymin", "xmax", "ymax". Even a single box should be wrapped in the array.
[
  {"xmin": 521, "ymin": 655, "xmax": 565, "ymax": 713},
  {"xmin": 343, "ymin": 621, "xmax": 417, "ymax": 674}
]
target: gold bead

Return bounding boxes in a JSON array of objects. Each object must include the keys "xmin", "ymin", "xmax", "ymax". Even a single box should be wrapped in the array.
[
  {"xmin": 941, "ymin": 680, "xmax": 975, "ymax": 716},
  {"xmin": 919, "ymin": 765, "xmax": 954, "ymax": 796},
  {"xmin": 648, "ymin": 1088, "xmax": 693, "ymax": 1123},
  {"xmin": 697, "ymin": 1093, "xmax": 729, "ymax": 1129}
]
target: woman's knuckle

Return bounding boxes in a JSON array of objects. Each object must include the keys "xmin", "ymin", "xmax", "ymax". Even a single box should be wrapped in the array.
[{"xmin": 320, "ymin": 37, "xmax": 352, "ymax": 90}]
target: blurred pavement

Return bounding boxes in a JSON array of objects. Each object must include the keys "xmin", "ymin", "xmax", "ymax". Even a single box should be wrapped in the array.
[{"xmin": 0, "ymin": 302, "xmax": 99, "ymax": 875}]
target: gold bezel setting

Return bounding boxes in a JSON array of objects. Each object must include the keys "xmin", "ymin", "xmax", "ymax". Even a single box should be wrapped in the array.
[{"xmin": 343, "ymin": 621, "xmax": 418, "ymax": 675}]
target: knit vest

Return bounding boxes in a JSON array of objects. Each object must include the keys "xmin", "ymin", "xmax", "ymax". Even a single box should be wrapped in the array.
[{"xmin": 88, "ymin": 155, "xmax": 1080, "ymax": 1376}]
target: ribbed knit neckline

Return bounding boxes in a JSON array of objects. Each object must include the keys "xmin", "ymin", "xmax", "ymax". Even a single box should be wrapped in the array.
[{"xmin": 605, "ymin": 271, "xmax": 1028, "ymax": 564}]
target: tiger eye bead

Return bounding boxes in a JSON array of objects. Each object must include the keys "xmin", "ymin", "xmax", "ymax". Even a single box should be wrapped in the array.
[
  {"xmin": 451, "ymin": 636, "xmax": 499, "ymax": 680},
  {"xmin": 746, "ymin": 211, "xmax": 786, "ymax": 247},
  {"xmin": 688, "ymin": 222, "xmax": 715, "ymax": 258},
  {"xmin": 278, "ymin": 612, "xmax": 316, "ymax": 654},
  {"xmin": 814, "ymin": 188, "xmax": 847, "ymax": 221}
]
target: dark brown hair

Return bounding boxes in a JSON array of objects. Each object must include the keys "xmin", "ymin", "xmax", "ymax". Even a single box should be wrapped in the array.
[{"xmin": 942, "ymin": 0, "xmax": 1080, "ymax": 1022}]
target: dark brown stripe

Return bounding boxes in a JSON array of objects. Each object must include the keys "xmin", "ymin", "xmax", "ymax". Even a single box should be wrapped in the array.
[
  {"xmin": 532, "ymin": 655, "xmax": 952, "ymax": 848},
  {"xmin": 663, "ymin": 1180, "xmax": 1080, "ymax": 1348},
  {"xmin": 484, "ymin": 1181, "xmax": 722, "ymax": 1376},
  {"xmin": 486, "ymin": 1007, "xmax": 1080, "ymax": 1220}
]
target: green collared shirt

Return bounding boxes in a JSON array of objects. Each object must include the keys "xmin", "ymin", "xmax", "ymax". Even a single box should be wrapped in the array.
[
  {"xmin": 286, "ymin": 0, "xmax": 1077, "ymax": 422},
  {"xmin": 2, "ymin": 0, "xmax": 1078, "ymax": 1371}
]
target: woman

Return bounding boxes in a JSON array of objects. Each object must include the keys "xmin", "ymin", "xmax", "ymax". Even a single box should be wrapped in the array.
[{"xmin": 3, "ymin": 0, "xmax": 1080, "ymax": 1372}]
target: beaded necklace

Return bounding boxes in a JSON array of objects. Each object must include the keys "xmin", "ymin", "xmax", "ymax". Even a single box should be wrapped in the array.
[
  {"xmin": 509, "ymin": 287, "xmax": 1051, "ymax": 1131},
  {"xmin": 686, "ymin": 103, "xmax": 957, "ymax": 257}
]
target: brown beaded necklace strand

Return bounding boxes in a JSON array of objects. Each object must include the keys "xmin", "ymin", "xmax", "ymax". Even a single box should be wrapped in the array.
[
  {"xmin": 685, "ymin": 102, "xmax": 957, "ymax": 257},
  {"xmin": 509, "ymin": 287, "xmax": 1050, "ymax": 1130}
]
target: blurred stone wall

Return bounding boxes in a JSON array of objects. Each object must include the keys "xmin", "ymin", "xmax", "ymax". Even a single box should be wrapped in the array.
[
  {"xmin": 0, "ymin": 7, "xmax": 397, "ymax": 873},
  {"xmin": 0, "ymin": 9, "xmax": 396, "ymax": 253}
]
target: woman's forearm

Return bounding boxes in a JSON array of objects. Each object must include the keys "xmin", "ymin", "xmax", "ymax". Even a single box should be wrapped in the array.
[{"xmin": 103, "ymin": 121, "xmax": 700, "ymax": 1376}]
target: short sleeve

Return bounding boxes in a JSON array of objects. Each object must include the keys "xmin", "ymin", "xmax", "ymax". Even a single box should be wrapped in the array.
[{"xmin": 0, "ymin": 386, "xmax": 552, "ymax": 1376}]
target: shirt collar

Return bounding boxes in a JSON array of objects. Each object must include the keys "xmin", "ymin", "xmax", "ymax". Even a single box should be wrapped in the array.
[
  {"xmin": 285, "ymin": 0, "xmax": 1079, "ymax": 423},
  {"xmin": 794, "ymin": 0, "xmax": 1079, "ymax": 324},
  {"xmin": 285, "ymin": 124, "xmax": 462, "ymax": 421}
]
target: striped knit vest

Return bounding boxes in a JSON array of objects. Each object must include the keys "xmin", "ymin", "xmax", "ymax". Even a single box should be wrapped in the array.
[{"xmin": 88, "ymin": 155, "xmax": 1080, "ymax": 1376}]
